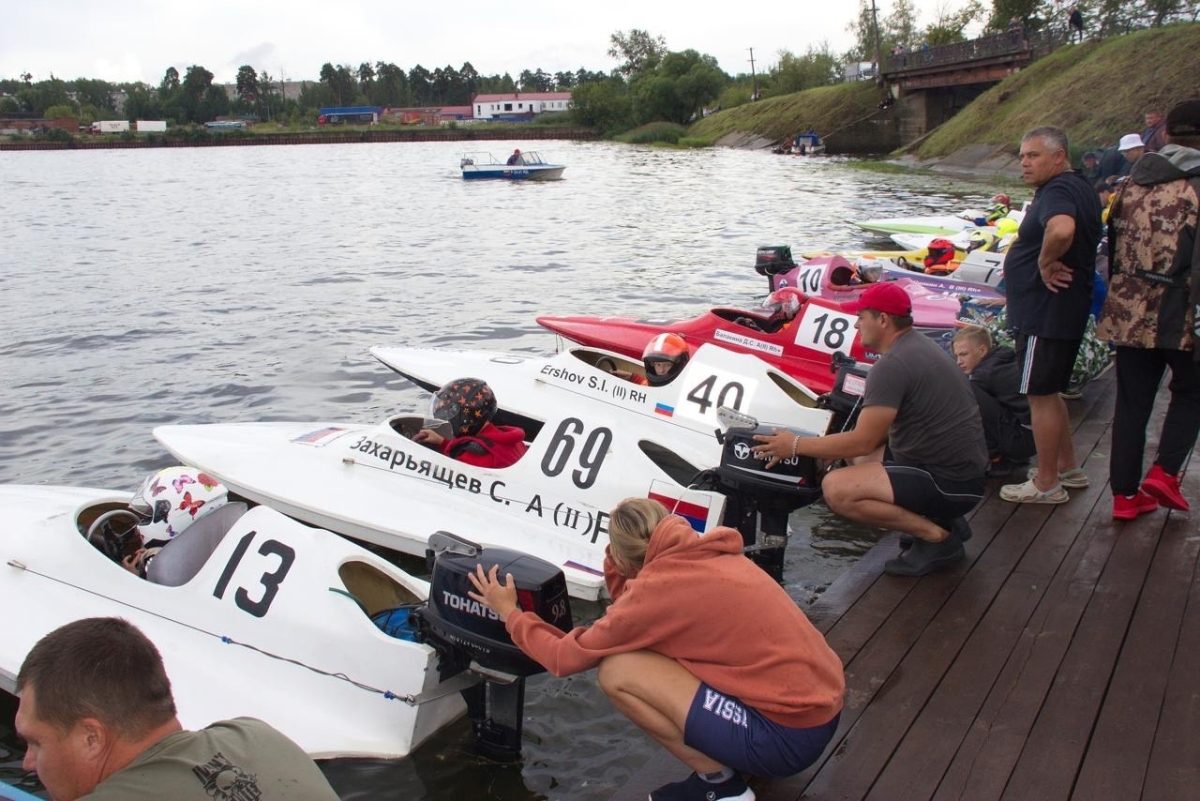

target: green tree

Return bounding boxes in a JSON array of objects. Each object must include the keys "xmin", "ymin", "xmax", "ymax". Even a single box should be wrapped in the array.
[
  {"xmin": 236, "ymin": 65, "xmax": 259, "ymax": 107},
  {"xmin": 608, "ymin": 29, "xmax": 668, "ymax": 77},
  {"xmin": 71, "ymin": 79, "xmax": 116, "ymax": 111},
  {"xmin": 768, "ymin": 43, "xmax": 842, "ymax": 95},
  {"xmin": 178, "ymin": 65, "xmax": 214, "ymax": 122},
  {"xmin": 553, "ymin": 70, "xmax": 576, "ymax": 89},
  {"xmin": 924, "ymin": 0, "xmax": 986, "ymax": 45},
  {"xmin": 43, "ymin": 103, "xmax": 77, "ymax": 119},
  {"xmin": 319, "ymin": 63, "xmax": 357, "ymax": 106},
  {"xmin": 629, "ymin": 49, "xmax": 726, "ymax": 125},
  {"xmin": 408, "ymin": 64, "xmax": 433, "ymax": 104},
  {"xmin": 159, "ymin": 66, "xmax": 180, "ymax": 97},
  {"xmin": 370, "ymin": 61, "xmax": 411, "ymax": 106},
  {"xmin": 570, "ymin": 78, "xmax": 633, "ymax": 134}
]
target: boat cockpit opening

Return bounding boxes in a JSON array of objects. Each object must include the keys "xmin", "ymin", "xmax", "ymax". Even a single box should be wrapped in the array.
[
  {"xmin": 569, "ymin": 348, "xmax": 648, "ymax": 386},
  {"xmin": 337, "ymin": 560, "xmax": 424, "ymax": 640},
  {"xmin": 385, "ymin": 413, "xmax": 543, "ymax": 463},
  {"xmin": 712, "ymin": 307, "xmax": 791, "ymax": 335}
]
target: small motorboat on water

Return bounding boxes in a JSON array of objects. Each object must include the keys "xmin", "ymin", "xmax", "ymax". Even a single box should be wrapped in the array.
[
  {"xmin": 0, "ymin": 485, "xmax": 466, "ymax": 758},
  {"xmin": 154, "ymin": 403, "xmax": 728, "ymax": 600},
  {"xmin": 369, "ymin": 343, "xmax": 835, "ymax": 475},
  {"xmin": 460, "ymin": 151, "xmax": 565, "ymax": 181}
]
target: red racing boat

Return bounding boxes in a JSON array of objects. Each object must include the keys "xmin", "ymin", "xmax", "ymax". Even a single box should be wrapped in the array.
[{"xmin": 538, "ymin": 292, "xmax": 895, "ymax": 395}]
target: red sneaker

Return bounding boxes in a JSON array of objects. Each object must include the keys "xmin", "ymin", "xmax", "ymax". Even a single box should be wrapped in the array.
[
  {"xmin": 1113, "ymin": 491, "xmax": 1159, "ymax": 521},
  {"xmin": 1141, "ymin": 464, "xmax": 1189, "ymax": 511}
]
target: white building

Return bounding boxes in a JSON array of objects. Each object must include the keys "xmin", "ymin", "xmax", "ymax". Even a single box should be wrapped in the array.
[{"xmin": 472, "ymin": 92, "xmax": 572, "ymax": 120}]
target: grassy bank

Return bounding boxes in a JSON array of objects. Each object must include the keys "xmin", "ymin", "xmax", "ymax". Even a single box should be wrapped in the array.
[
  {"xmin": 913, "ymin": 23, "xmax": 1200, "ymax": 159},
  {"xmin": 686, "ymin": 82, "xmax": 881, "ymax": 146}
]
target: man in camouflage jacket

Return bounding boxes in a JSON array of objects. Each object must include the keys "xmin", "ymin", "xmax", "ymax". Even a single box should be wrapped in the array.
[{"xmin": 1096, "ymin": 98, "xmax": 1200, "ymax": 519}]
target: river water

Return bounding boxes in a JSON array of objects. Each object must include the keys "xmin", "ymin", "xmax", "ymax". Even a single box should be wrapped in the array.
[{"xmin": 0, "ymin": 140, "xmax": 1003, "ymax": 799}]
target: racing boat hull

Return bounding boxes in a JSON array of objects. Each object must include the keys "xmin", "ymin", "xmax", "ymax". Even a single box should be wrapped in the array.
[
  {"xmin": 155, "ymin": 413, "xmax": 727, "ymax": 600},
  {"xmin": 0, "ymin": 485, "xmax": 465, "ymax": 759}
]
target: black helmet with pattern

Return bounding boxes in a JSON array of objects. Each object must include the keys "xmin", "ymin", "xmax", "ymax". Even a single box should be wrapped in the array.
[{"xmin": 430, "ymin": 378, "xmax": 497, "ymax": 437}]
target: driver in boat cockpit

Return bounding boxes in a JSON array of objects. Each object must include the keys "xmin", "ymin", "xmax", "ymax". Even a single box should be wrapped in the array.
[
  {"xmin": 415, "ymin": 378, "xmax": 527, "ymax": 469},
  {"xmin": 86, "ymin": 467, "xmax": 229, "ymax": 577}
]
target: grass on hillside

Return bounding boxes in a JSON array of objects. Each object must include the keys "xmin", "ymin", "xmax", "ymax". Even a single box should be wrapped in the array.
[
  {"xmin": 914, "ymin": 23, "xmax": 1200, "ymax": 159},
  {"xmin": 614, "ymin": 122, "xmax": 691, "ymax": 145},
  {"xmin": 686, "ymin": 82, "xmax": 881, "ymax": 146}
]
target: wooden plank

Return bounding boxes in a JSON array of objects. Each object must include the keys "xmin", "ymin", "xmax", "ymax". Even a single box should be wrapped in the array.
[
  {"xmin": 862, "ymin": 473, "xmax": 1107, "ymax": 801},
  {"xmin": 997, "ymin": 516, "xmax": 1165, "ymax": 799},
  {"xmin": 1070, "ymin": 499, "xmax": 1199, "ymax": 799},
  {"xmin": 1104, "ymin": 459, "xmax": 1200, "ymax": 801}
]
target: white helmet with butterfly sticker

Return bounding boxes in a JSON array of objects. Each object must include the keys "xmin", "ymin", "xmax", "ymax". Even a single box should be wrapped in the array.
[{"xmin": 130, "ymin": 466, "xmax": 228, "ymax": 544}]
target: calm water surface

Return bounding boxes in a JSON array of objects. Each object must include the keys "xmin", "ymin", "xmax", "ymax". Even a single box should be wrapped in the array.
[{"xmin": 0, "ymin": 140, "xmax": 1001, "ymax": 799}]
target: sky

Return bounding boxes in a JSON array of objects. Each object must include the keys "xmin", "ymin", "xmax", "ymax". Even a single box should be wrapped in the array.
[{"xmin": 3, "ymin": 1, "xmax": 970, "ymax": 87}]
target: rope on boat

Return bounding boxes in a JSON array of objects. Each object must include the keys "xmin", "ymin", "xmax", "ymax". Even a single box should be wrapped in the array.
[{"xmin": 4, "ymin": 559, "xmax": 455, "ymax": 706}]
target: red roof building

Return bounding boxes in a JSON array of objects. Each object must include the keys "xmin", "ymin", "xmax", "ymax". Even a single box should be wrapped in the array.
[{"xmin": 471, "ymin": 92, "xmax": 572, "ymax": 120}]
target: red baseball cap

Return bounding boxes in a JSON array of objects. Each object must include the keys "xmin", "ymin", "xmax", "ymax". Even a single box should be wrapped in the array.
[{"xmin": 844, "ymin": 282, "xmax": 912, "ymax": 316}]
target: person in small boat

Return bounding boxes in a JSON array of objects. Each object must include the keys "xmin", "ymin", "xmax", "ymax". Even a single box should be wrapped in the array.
[
  {"xmin": 15, "ymin": 617, "xmax": 340, "ymax": 801},
  {"xmin": 952, "ymin": 326, "xmax": 1035, "ymax": 478},
  {"xmin": 415, "ymin": 377, "xmax": 527, "ymax": 468},
  {"xmin": 86, "ymin": 467, "xmax": 229, "ymax": 577},
  {"xmin": 641, "ymin": 332, "xmax": 690, "ymax": 387},
  {"xmin": 506, "ymin": 148, "xmax": 523, "ymax": 165},
  {"xmin": 752, "ymin": 282, "xmax": 987, "ymax": 577},
  {"xmin": 468, "ymin": 497, "xmax": 845, "ymax": 801}
]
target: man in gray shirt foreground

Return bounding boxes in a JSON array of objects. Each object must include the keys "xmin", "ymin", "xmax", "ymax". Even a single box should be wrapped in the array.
[{"xmin": 755, "ymin": 282, "xmax": 988, "ymax": 576}]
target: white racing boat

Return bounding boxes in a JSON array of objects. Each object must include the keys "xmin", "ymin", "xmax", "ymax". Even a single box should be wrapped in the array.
[
  {"xmin": 368, "ymin": 343, "xmax": 835, "ymax": 474},
  {"xmin": 0, "ymin": 485, "xmax": 466, "ymax": 759},
  {"xmin": 155, "ymin": 403, "xmax": 730, "ymax": 600}
]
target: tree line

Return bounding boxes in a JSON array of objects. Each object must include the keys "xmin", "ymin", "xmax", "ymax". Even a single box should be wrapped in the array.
[{"xmin": 3, "ymin": 1, "xmax": 1194, "ymax": 132}]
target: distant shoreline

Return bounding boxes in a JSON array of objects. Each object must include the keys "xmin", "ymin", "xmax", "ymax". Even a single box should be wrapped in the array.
[{"xmin": 0, "ymin": 126, "xmax": 600, "ymax": 152}]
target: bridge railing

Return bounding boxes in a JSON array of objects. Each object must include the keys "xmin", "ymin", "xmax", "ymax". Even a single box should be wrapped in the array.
[{"xmin": 882, "ymin": 29, "xmax": 1065, "ymax": 75}]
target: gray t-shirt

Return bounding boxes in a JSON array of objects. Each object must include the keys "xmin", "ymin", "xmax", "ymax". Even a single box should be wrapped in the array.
[
  {"xmin": 862, "ymin": 330, "xmax": 988, "ymax": 481},
  {"xmin": 83, "ymin": 718, "xmax": 339, "ymax": 801}
]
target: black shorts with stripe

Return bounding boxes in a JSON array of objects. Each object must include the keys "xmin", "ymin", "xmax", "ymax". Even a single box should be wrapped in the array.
[
  {"xmin": 885, "ymin": 463, "xmax": 984, "ymax": 528},
  {"xmin": 1014, "ymin": 333, "xmax": 1082, "ymax": 395}
]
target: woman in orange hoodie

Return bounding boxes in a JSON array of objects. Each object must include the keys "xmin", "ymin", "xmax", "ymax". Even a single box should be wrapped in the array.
[{"xmin": 469, "ymin": 498, "xmax": 845, "ymax": 801}]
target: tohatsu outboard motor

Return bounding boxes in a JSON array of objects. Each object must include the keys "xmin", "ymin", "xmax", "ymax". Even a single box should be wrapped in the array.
[
  {"xmin": 413, "ymin": 531, "xmax": 572, "ymax": 761},
  {"xmin": 710, "ymin": 407, "xmax": 823, "ymax": 580},
  {"xmin": 822, "ymin": 351, "xmax": 871, "ymax": 433}
]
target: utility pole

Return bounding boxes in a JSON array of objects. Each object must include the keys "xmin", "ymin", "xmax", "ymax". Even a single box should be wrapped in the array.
[
  {"xmin": 870, "ymin": 0, "xmax": 883, "ymax": 77},
  {"xmin": 748, "ymin": 47, "xmax": 758, "ymax": 101}
]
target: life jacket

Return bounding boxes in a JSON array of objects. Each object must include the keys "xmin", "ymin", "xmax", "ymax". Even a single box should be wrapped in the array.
[{"xmin": 442, "ymin": 422, "xmax": 528, "ymax": 468}]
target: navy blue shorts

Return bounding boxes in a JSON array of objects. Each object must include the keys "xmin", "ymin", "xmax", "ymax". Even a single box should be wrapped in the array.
[
  {"xmin": 885, "ymin": 463, "xmax": 984, "ymax": 529},
  {"xmin": 683, "ymin": 683, "xmax": 839, "ymax": 777}
]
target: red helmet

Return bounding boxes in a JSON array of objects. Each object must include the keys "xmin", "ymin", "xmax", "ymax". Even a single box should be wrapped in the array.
[
  {"xmin": 923, "ymin": 238, "xmax": 957, "ymax": 271},
  {"xmin": 642, "ymin": 333, "xmax": 689, "ymax": 387},
  {"xmin": 991, "ymin": 193, "xmax": 1011, "ymax": 207}
]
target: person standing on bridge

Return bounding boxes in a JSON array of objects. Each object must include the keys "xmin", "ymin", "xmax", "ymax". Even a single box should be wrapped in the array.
[
  {"xmin": 1068, "ymin": 6, "xmax": 1085, "ymax": 43},
  {"xmin": 999, "ymin": 126, "xmax": 1103, "ymax": 505}
]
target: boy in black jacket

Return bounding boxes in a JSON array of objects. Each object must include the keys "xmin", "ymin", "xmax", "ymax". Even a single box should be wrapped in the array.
[{"xmin": 953, "ymin": 326, "xmax": 1036, "ymax": 476}]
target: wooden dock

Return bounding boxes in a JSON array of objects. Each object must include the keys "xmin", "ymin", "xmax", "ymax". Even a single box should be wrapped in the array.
[{"xmin": 614, "ymin": 369, "xmax": 1198, "ymax": 801}]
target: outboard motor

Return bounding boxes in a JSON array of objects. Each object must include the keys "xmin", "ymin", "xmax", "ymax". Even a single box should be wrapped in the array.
[
  {"xmin": 711, "ymin": 408, "xmax": 823, "ymax": 580},
  {"xmin": 822, "ymin": 352, "xmax": 871, "ymax": 433},
  {"xmin": 413, "ymin": 532, "xmax": 572, "ymax": 761},
  {"xmin": 754, "ymin": 245, "xmax": 796, "ymax": 277}
]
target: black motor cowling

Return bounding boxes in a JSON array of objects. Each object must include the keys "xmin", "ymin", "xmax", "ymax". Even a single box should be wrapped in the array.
[
  {"xmin": 823, "ymin": 353, "xmax": 871, "ymax": 433},
  {"xmin": 754, "ymin": 245, "xmax": 796, "ymax": 276},
  {"xmin": 413, "ymin": 532, "xmax": 572, "ymax": 761},
  {"xmin": 417, "ymin": 532, "xmax": 572, "ymax": 678},
  {"xmin": 713, "ymin": 422, "xmax": 823, "ymax": 579}
]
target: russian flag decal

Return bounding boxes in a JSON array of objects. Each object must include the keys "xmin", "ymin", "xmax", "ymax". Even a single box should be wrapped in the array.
[
  {"xmin": 654, "ymin": 402, "xmax": 674, "ymax": 417},
  {"xmin": 648, "ymin": 481, "xmax": 711, "ymax": 532}
]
